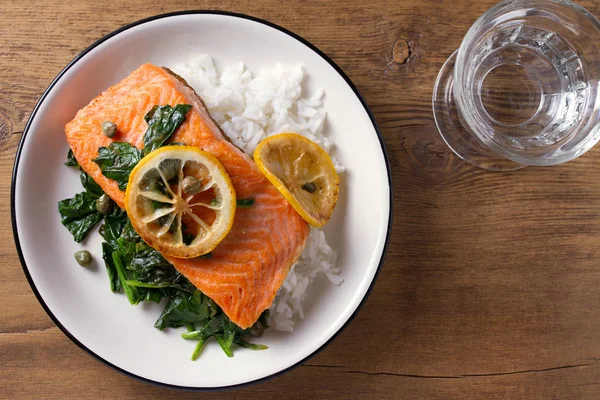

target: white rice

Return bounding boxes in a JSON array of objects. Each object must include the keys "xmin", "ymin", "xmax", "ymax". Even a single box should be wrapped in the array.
[{"xmin": 172, "ymin": 55, "xmax": 343, "ymax": 331}]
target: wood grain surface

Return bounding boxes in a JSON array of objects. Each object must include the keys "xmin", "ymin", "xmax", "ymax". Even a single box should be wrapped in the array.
[{"xmin": 3, "ymin": 0, "xmax": 600, "ymax": 398}]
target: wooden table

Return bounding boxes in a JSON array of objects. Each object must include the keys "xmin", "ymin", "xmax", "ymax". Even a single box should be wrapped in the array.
[{"xmin": 3, "ymin": 0, "xmax": 600, "ymax": 398}]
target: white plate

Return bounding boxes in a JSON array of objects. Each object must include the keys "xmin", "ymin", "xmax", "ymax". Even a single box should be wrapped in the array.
[{"xmin": 11, "ymin": 11, "xmax": 391, "ymax": 389}]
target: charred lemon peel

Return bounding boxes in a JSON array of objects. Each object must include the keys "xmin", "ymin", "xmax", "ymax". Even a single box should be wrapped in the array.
[
  {"xmin": 254, "ymin": 133, "xmax": 339, "ymax": 227},
  {"xmin": 125, "ymin": 146, "xmax": 236, "ymax": 258}
]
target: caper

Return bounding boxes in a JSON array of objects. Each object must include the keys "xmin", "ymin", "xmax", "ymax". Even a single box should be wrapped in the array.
[
  {"xmin": 302, "ymin": 182, "xmax": 317, "ymax": 193},
  {"xmin": 101, "ymin": 121, "xmax": 117, "ymax": 138},
  {"xmin": 74, "ymin": 250, "xmax": 92, "ymax": 267},
  {"xmin": 181, "ymin": 176, "xmax": 202, "ymax": 195},
  {"xmin": 96, "ymin": 194, "xmax": 113, "ymax": 215}
]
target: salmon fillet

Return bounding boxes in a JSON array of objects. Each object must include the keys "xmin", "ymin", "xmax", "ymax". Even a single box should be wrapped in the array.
[{"xmin": 65, "ymin": 63, "xmax": 309, "ymax": 329}]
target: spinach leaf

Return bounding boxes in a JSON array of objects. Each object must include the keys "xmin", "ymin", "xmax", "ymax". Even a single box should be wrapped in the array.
[
  {"xmin": 101, "ymin": 221, "xmax": 189, "ymax": 304},
  {"xmin": 237, "ymin": 340, "xmax": 268, "ymax": 351},
  {"xmin": 65, "ymin": 149, "xmax": 79, "ymax": 167},
  {"xmin": 236, "ymin": 198, "xmax": 255, "ymax": 208},
  {"xmin": 112, "ymin": 247, "xmax": 139, "ymax": 305},
  {"xmin": 215, "ymin": 334, "xmax": 234, "ymax": 357},
  {"xmin": 181, "ymin": 310, "xmax": 269, "ymax": 359},
  {"xmin": 114, "ymin": 236, "xmax": 137, "ymax": 273},
  {"xmin": 142, "ymin": 104, "xmax": 192, "ymax": 155},
  {"xmin": 58, "ymin": 191, "xmax": 103, "ymax": 242},
  {"xmin": 102, "ymin": 235, "xmax": 140, "ymax": 303},
  {"xmin": 155, "ymin": 290, "xmax": 215, "ymax": 330},
  {"xmin": 102, "ymin": 242, "xmax": 121, "ymax": 292},
  {"xmin": 122, "ymin": 218, "xmax": 141, "ymax": 242},
  {"xmin": 128, "ymin": 242, "xmax": 193, "ymax": 293},
  {"xmin": 130, "ymin": 242, "xmax": 172, "ymax": 271},
  {"xmin": 99, "ymin": 210, "xmax": 127, "ymax": 249},
  {"xmin": 80, "ymin": 171, "xmax": 104, "ymax": 198},
  {"xmin": 92, "ymin": 142, "xmax": 142, "ymax": 191}
]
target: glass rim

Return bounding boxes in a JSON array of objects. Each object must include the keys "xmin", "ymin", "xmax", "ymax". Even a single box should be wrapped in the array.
[
  {"xmin": 456, "ymin": 0, "xmax": 600, "ymax": 77},
  {"xmin": 453, "ymin": 0, "xmax": 600, "ymax": 165}
]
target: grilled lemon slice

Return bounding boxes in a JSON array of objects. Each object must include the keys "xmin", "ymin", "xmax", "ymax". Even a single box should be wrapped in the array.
[
  {"xmin": 125, "ymin": 146, "xmax": 236, "ymax": 258},
  {"xmin": 254, "ymin": 133, "xmax": 339, "ymax": 227}
]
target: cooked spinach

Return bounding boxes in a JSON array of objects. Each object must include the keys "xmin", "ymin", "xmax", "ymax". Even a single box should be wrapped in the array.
[
  {"xmin": 237, "ymin": 340, "xmax": 269, "ymax": 351},
  {"xmin": 128, "ymin": 242, "xmax": 193, "ymax": 294},
  {"xmin": 60, "ymin": 191, "xmax": 268, "ymax": 358},
  {"xmin": 99, "ymin": 209, "xmax": 126, "ymax": 247},
  {"xmin": 112, "ymin": 244, "xmax": 139, "ymax": 305},
  {"xmin": 182, "ymin": 311, "xmax": 269, "ymax": 359},
  {"xmin": 236, "ymin": 198, "xmax": 255, "ymax": 208},
  {"xmin": 102, "ymin": 242, "xmax": 121, "ymax": 292},
  {"xmin": 58, "ymin": 191, "xmax": 103, "ymax": 242},
  {"xmin": 80, "ymin": 170, "xmax": 104, "ymax": 198},
  {"xmin": 92, "ymin": 142, "xmax": 143, "ymax": 191},
  {"xmin": 59, "ymin": 152, "xmax": 109, "ymax": 242},
  {"xmin": 97, "ymin": 210, "xmax": 268, "ymax": 358},
  {"xmin": 65, "ymin": 149, "xmax": 79, "ymax": 167},
  {"xmin": 130, "ymin": 242, "xmax": 171, "ymax": 271},
  {"xmin": 143, "ymin": 104, "xmax": 192, "ymax": 155},
  {"xmin": 155, "ymin": 290, "xmax": 216, "ymax": 330},
  {"xmin": 122, "ymin": 218, "xmax": 141, "ymax": 242}
]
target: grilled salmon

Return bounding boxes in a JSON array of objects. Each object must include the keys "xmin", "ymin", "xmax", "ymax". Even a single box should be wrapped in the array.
[{"xmin": 65, "ymin": 63, "xmax": 309, "ymax": 329}]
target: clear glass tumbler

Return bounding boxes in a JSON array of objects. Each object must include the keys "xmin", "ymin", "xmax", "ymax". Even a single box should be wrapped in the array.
[{"xmin": 433, "ymin": 0, "xmax": 600, "ymax": 171}]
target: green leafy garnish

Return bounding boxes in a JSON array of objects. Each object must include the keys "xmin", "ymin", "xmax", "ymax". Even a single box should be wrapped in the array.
[
  {"xmin": 58, "ymin": 191, "xmax": 103, "ymax": 243},
  {"xmin": 155, "ymin": 290, "xmax": 216, "ymax": 330},
  {"xmin": 130, "ymin": 241, "xmax": 171, "ymax": 271},
  {"xmin": 98, "ymin": 209, "xmax": 127, "ymax": 248},
  {"xmin": 65, "ymin": 149, "xmax": 79, "ymax": 167},
  {"xmin": 143, "ymin": 104, "xmax": 192, "ymax": 155},
  {"xmin": 182, "ymin": 311, "xmax": 269, "ymax": 359},
  {"xmin": 96, "ymin": 210, "xmax": 268, "ymax": 358},
  {"xmin": 92, "ymin": 142, "xmax": 143, "ymax": 191},
  {"xmin": 122, "ymin": 218, "xmax": 141, "ymax": 242},
  {"xmin": 237, "ymin": 340, "xmax": 269, "ymax": 351},
  {"xmin": 80, "ymin": 171, "xmax": 103, "ymax": 198},
  {"xmin": 101, "ymin": 242, "xmax": 121, "ymax": 292},
  {"xmin": 98, "ymin": 208, "xmax": 127, "ymax": 292},
  {"xmin": 236, "ymin": 198, "xmax": 255, "ymax": 208},
  {"xmin": 59, "ymin": 153, "xmax": 107, "ymax": 242},
  {"xmin": 59, "ymin": 198, "xmax": 268, "ymax": 358},
  {"xmin": 112, "ymin": 248, "xmax": 139, "ymax": 305}
]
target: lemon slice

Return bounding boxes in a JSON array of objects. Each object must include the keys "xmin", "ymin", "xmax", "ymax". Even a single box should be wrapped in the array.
[
  {"xmin": 254, "ymin": 133, "xmax": 339, "ymax": 227},
  {"xmin": 125, "ymin": 146, "xmax": 236, "ymax": 258}
]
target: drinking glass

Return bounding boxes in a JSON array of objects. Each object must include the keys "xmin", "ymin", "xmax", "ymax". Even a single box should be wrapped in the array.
[{"xmin": 433, "ymin": 0, "xmax": 600, "ymax": 171}]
